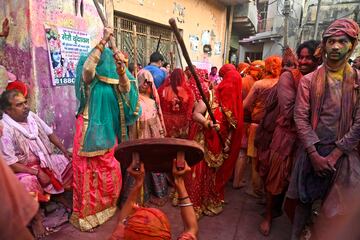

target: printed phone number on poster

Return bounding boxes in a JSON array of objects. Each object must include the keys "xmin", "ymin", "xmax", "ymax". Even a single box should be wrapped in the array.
[{"xmin": 55, "ymin": 77, "xmax": 75, "ymax": 86}]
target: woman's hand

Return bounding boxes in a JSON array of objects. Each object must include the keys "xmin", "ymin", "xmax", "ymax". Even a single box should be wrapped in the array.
[
  {"xmin": 127, "ymin": 161, "xmax": 145, "ymax": 189},
  {"xmin": 102, "ymin": 27, "xmax": 113, "ymax": 42},
  {"xmin": 172, "ymin": 159, "xmax": 191, "ymax": 187}
]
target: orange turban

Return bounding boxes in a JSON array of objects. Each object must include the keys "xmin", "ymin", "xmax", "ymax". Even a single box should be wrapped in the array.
[
  {"xmin": 237, "ymin": 62, "xmax": 250, "ymax": 74},
  {"xmin": 248, "ymin": 60, "xmax": 265, "ymax": 80},
  {"xmin": 264, "ymin": 56, "xmax": 282, "ymax": 79}
]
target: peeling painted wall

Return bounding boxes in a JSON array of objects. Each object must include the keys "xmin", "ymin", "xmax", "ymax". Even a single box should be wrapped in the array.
[
  {"xmin": 113, "ymin": 0, "xmax": 227, "ymax": 67},
  {"xmin": 1, "ymin": 0, "xmax": 103, "ymax": 148},
  {"xmin": 0, "ymin": 1, "xmax": 32, "ymax": 95}
]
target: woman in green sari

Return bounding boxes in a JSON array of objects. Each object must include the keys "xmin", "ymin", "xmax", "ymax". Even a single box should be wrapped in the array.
[{"xmin": 70, "ymin": 27, "xmax": 141, "ymax": 231}]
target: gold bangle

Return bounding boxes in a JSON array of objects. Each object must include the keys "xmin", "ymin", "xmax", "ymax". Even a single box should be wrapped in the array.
[
  {"xmin": 95, "ymin": 44, "xmax": 104, "ymax": 53},
  {"xmin": 203, "ymin": 120, "xmax": 210, "ymax": 129}
]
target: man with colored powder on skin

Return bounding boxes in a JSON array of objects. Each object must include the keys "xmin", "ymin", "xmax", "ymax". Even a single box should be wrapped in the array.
[
  {"xmin": 243, "ymin": 57, "xmax": 281, "ymax": 198},
  {"xmin": 233, "ymin": 60, "xmax": 265, "ymax": 189},
  {"xmin": 259, "ymin": 41, "xmax": 321, "ymax": 236},
  {"xmin": 288, "ymin": 18, "xmax": 360, "ymax": 239}
]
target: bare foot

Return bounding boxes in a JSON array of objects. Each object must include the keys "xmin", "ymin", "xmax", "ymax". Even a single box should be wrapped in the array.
[
  {"xmin": 259, "ymin": 218, "xmax": 271, "ymax": 236},
  {"xmin": 31, "ymin": 218, "xmax": 47, "ymax": 239}
]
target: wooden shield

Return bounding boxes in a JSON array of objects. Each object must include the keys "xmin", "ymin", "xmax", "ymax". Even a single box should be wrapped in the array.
[{"xmin": 114, "ymin": 138, "xmax": 204, "ymax": 172}]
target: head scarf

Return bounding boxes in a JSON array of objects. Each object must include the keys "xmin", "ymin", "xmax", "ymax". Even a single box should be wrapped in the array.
[
  {"xmin": 188, "ymin": 68, "xmax": 210, "ymax": 101},
  {"xmin": 158, "ymin": 68, "xmax": 195, "ymax": 119},
  {"xmin": 248, "ymin": 60, "xmax": 265, "ymax": 80},
  {"xmin": 264, "ymin": 56, "xmax": 282, "ymax": 79},
  {"xmin": 237, "ymin": 62, "xmax": 250, "ymax": 75},
  {"xmin": 5, "ymin": 72, "xmax": 28, "ymax": 97},
  {"xmin": 216, "ymin": 63, "xmax": 243, "ymax": 193},
  {"xmin": 282, "ymin": 47, "xmax": 298, "ymax": 70},
  {"xmin": 137, "ymin": 69, "xmax": 167, "ymax": 135},
  {"xmin": 217, "ymin": 64, "xmax": 243, "ymax": 129},
  {"xmin": 323, "ymin": 18, "xmax": 360, "ymax": 40},
  {"xmin": 123, "ymin": 207, "xmax": 171, "ymax": 240}
]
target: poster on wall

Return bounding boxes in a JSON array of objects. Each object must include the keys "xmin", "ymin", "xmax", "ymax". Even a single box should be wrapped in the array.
[
  {"xmin": 45, "ymin": 24, "xmax": 91, "ymax": 86},
  {"xmin": 214, "ymin": 42, "xmax": 221, "ymax": 55}
]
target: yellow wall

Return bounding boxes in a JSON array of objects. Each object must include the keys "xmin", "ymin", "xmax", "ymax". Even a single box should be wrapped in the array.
[{"xmin": 113, "ymin": 0, "xmax": 227, "ymax": 67}]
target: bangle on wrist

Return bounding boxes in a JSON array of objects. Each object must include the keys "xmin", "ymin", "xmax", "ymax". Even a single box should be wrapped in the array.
[
  {"xmin": 203, "ymin": 120, "xmax": 210, "ymax": 129},
  {"xmin": 34, "ymin": 169, "xmax": 39, "ymax": 176},
  {"xmin": 100, "ymin": 39, "xmax": 107, "ymax": 46},
  {"xmin": 95, "ymin": 44, "xmax": 104, "ymax": 53},
  {"xmin": 178, "ymin": 196, "xmax": 189, "ymax": 201},
  {"xmin": 178, "ymin": 202, "xmax": 193, "ymax": 207}
]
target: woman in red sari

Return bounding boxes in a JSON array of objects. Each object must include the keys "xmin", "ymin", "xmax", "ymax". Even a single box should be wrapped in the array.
[
  {"xmin": 184, "ymin": 64, "xmax": 243, "ymax": 218},
  {"xmin": 158, "ymin": 68, "xmax": 195, "ymax": 139}
]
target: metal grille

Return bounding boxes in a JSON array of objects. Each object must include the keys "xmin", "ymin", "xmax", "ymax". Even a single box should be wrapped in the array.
[{"xmin": 114, "ymin": 15, "xmax": 177, "ymax": 67}]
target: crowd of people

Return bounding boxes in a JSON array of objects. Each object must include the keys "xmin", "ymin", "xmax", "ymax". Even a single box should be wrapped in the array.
[{"xmin": 1, "ymin": 17, "xmax": 360, "ymax": 240}]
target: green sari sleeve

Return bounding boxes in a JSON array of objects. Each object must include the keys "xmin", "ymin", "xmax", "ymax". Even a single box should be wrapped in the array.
[{"xmin": 120, "ymin": 69, "xmax": 142, "ymax": 126}]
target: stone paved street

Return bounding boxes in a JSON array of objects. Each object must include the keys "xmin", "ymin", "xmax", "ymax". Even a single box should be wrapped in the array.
[{"xmin": 45, "ymin": 180, "xmax": 291, "ymax": 240}]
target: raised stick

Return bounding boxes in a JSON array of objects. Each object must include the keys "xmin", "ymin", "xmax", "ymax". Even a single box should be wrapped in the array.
[
  {"xmin": 168, "ymin": 18, "xmax": 224, "ymax": 147},
  {"xmin": 133, "ymin": 24, "xmax": 138, "ymax": 76}
]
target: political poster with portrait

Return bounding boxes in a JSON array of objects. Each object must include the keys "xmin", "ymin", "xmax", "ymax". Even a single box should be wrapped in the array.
[{"xmin": 45, "ymin": 24, "xmax": 91, "ymax": 86}]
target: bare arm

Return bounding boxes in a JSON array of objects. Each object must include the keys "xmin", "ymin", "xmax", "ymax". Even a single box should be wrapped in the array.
[
  {"xmin": 48, "ymin": 133, "xmax": 71, "ymax": 160},
  {"xmin": 110, "ymin": 36, "xmax": 130, "ymax": 93},
  {"xmin": 82, "ymin": 27, "xmax": 113, "ymax": 84},
  {"xmin": 10, "ymin": 162, "xmax": 38, "ymax": 175},
  {"xmin": 118, "ymin": 162, "xmax": 145, "ymax": 222},
  {"xmin": 173, "ymin": 159, "xmax": 198, "ymax": 236},
  {"xmin": 243, "ymin": 82, "xmax": 258, "ymax": 111},
  {"xmin": 192, "ymin": 100, "xmax": 207, "ymax": 126}
]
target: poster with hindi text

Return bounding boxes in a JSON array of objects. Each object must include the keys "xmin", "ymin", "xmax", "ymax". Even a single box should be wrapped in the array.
[{"xmin": 45, "ymin": 25, "xmax": 91, "ymax": 86}]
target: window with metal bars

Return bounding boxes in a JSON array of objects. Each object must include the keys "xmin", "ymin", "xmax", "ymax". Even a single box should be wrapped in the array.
[{"xmin": 114, "ymin": 14, "xmax": 178, "ymax": 68}]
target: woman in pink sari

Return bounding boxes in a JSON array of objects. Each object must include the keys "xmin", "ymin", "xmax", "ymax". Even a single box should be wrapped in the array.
[{"xmin": 124, "ymin": 69, "xmax": 168, "ymax": 205}]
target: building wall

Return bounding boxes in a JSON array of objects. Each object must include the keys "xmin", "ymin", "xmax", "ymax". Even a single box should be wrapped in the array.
[
  {"xmin": 113, "ymin": 0, "xmax": 227, "ymax": 67},
  {"xmin": 0, "ymin": 1, "xmax": 32, "ymax": 97},
  {"xmin": 239, "ymin": 44, "xmax": 263, "ymax": 62},
  {"xmin": 267, "ymin": 0, "xmax": 303, "ymax": 49},
  {"xmin": 262, "ymin": 41, "xmax": 282, "ymax": 58},
  {"xmin": 301, "ymin": 0, "xmax": 360, "ymax": 57},
  {"xmin": 0, "ymin": 0, "xmax": 104, "ymax": 148}
]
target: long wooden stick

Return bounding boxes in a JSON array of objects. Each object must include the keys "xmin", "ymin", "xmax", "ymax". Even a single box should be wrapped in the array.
[
  {"xmin": 169, "ymin": 51, "xmax": 174, "ymax": 72},
  {"xmin": 133, "ymin": 24, "xmax": 138, "ymax": 76},
  {"xmin": 156, "ymin": 34, "xmax": 162, "ymax": 52},
  {"xmin": 93, "ymin": 0, "xmax": 113, "ymax": 48},
  {"xmin": 175, "ymin": 41, "xmax": 183, "ymax": 69},
  {"xmin": 169, "ymin": 18, "xmax": 224, "ymax": 147}
]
